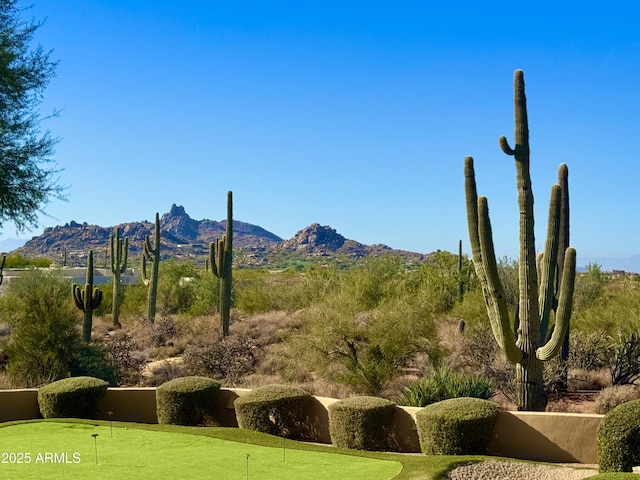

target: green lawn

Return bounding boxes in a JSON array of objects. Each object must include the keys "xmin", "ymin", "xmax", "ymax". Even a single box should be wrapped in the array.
[
  {"xmin": 0, "ymin": 421, "xmax": 402, "ymax": 480},
  {"xmin": 0, "ymin": 420, "xmax": 631, "ymax": 480}
]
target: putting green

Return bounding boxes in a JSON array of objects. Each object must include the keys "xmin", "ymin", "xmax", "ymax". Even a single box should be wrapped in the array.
[{"xmin": 0, "ymin": 422, "xmax": 402, "ymax": 479}]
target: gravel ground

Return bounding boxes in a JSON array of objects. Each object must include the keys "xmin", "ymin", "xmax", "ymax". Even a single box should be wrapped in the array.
[{"xmin": 444, "ymin": 461, "xmax": 599, "ymax": 480}]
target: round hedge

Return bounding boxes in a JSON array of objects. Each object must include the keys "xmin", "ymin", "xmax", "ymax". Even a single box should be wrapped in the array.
[
  {"xmin": 156, "ymin": 376, "xmax": 221, "ymax": 426},
  {"xmin": 597, "ymin": 398, "xmax": 640, "ymax": 472},
  {"xmin": 415, "ymin": 397, "xmax": 499, "ymax": 455},
  {"xmin": 38, "ymin": 376, "xmax": 109, "ymax": 419},
  {"xmin": 328, "ymin": 396, "xmax": 396, "ymax": 451},
  {"xmin": 234, "ymin": 384, "xmax": 316, "ymax": 440}
]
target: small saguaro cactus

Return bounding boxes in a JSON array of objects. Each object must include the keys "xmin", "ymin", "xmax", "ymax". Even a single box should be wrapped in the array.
[
  {"xmin": 142, "ymin": 212, "xmax": 160, "ymax": 324},
  {"xmin": 73, "ymin": 250, "xmax": 103, "ymax": 343},
  {"xmin": 110, "ymin": 227, "xmax": 128, "ymax": 328},
  {"xmin": 464, "ymin": 70, "xmax": 576, "ymax": 411},
  {"xmin": 209, "ymin": 191, "xmax": 233, "ymax": 337}
]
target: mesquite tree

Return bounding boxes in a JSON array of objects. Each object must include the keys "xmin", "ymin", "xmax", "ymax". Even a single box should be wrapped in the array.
[{"xmin": 464, "ymin": 70, "xmax": 576, "ymax": 411}]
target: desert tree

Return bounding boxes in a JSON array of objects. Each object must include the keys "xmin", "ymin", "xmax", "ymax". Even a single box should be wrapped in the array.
[{"xmin": 0, "ymin": 0, "xmax": 64, "ymax": 231}]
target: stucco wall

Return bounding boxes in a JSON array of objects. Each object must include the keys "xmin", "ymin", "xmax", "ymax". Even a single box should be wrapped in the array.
[{"xmin": 0, "ymin": 388, "xmax": 602, "ymax": 463}]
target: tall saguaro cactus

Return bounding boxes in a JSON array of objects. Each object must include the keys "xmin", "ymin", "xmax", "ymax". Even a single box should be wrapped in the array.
[
  {"xmin": 73, "ymin": 250, "xmax": 103, "ymax": 343},
  {"xmin": 110, "ymin": 227, "xmax": 129, "ymax": 328},
  {"xmin": 464, "ymin": 70, "xmax": 576, "ymax": 411},
  {"xmin": 209, "ymin": 191, "xmax": 233, "ymax": 336},
  {"xmin": 142, "ymin": 213, "xmax": 160, "ymax": 324}
]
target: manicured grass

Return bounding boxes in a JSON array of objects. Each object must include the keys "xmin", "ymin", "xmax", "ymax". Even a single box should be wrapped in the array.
[
  {"xmin": 0, "ymin": 421, "xmax": 402, "ymax": 480},
  {"xmin": 1, "ymin": 419, "xmax": 619, "ymax": 480}
]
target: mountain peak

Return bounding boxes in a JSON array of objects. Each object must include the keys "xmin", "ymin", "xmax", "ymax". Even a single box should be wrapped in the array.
[{"xmin": 167, "ymin": 204, "xmax": 188, "ymax": 218}]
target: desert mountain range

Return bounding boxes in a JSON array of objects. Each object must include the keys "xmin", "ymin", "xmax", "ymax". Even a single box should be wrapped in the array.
[{"xmin": 15, "ymin": 204, "xmax": 427, "ymax": 266}]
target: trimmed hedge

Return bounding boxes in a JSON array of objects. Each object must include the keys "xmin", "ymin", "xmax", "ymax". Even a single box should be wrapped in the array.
[
  {"xmin": 328, "ymin": 396, "xmax": 396, "ymax": 451},
  {"xmin": 234, "ymin": 384, "xmax": 316, "ymax": 440},
  {"xmin": 38, "ymin": 376, "xmax": 109, "ymax": 419},
  {"xmin": 156, "ymin": 376, "xmax": 221, "ymax": 426},
  {"xmin": 597, "ymin": 398, "xmax": 640, "ymax": 472},
  {"xmin": 415, "ymin": 397, "xmax": 499, "ymax": 455}
]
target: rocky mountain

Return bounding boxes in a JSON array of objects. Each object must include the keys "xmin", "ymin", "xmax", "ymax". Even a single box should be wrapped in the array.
[{"xmin": 14, "ymin": 205, "xmax": 427, "ymax": 266}]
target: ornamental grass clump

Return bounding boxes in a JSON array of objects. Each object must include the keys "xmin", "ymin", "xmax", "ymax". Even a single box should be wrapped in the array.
[
  {"xmin": 415, "ymin": 397, "xmax": 499, "ymax": 455},
  {"xmin": 234, "ymin": 384, "xmax": 317, "ymax": 440},
  {"xmin": 156, "ymin": 376, "xmax": 221, "ymax": 426},
  {"xmin": 597, "ymin": 398, "xmax": 640, "ymax": 472},
  {"xmin": 328, "ymin": 396, "xmax": 396, "ymax": 451},
  {"xmin": 397, "ymin": 366, "xmax": 496, "ymax": 407},
  {"xmin": 38, "ymin": 376, "xmax": 109, "ymax": 419}
]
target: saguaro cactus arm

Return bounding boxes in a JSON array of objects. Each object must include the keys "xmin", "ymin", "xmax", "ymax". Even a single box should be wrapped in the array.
[
  {"xmin": 537, "ymin": 247, "xmax": 576, "ymax": 360},
  {"xmin": 209, "ymin": 236, "xmax": 226, "ymax": 278},
  {"xmin": 465, "ymin": 156, "xmax": 522, "ymax": 364},
  {"xmin": 110, "ymin": 227, "xmax": 129, "ymax": 274}
]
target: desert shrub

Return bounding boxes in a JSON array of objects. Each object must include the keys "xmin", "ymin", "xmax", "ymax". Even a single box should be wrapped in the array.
[
  {"xmin": 594, "ymin": 385, "xmax": 640, "ymax": 414},
  {"xmin": 102, "ymin": 331, "xmax": 146, "ymax": 386},
  {"xmin": 151, "ymin": 317, "xmax": 178, "ymax": 347},
  {"xmin": 156, "ymin": 376, "xmax": 220, "ymax": 426},
  {"xmin": 235, "ymin": 282, "xmax": 273, "ymax": 314},
  {"xmin": 456, "ymin": 324, "xmax": 518, "ymax": 403},
  {"xmin": 4, "ymin": 253, "xmax": 52, "ymax": 268},
  {"xmin": 397, "ymin": 367, "xmax": 496, "ymax": 407},
  {"xmin": 69, "ymin": 343, "xmax": 117, "ymax": 385},
  {"xmin": 234, "ymin": 384, "xmax": 317, "ymax": 440},
  {"xmin": 142, "ymin": 359, "xmax": 184, "ymax": 387},
  {"xmin": 415, "ymin": 397, "xmax": 500, "ymax": 455},
  {"xmin": 328, "ymin": 396, "xmax": 396, "ymax": 451},
  {"xmin": 576, "ymin": 285, "xmax": 640, "ymax": 336},
  {"xmin": 295, "ymin": 294, "xmax": 443, "ymax": 395},
  {"xmin": 573, "ymin": 263, "xmax": 607, "ymax": 314},
  {"xmin": 401, "ymin": 251, "xmax": 468, "ymax": 314},
  {"xmin": 0, "ymin": 270, "xmax": 81, "ymax": 387},
  {"xmin": 597, "ymin": 399, "xmax": 640, "ymax": 472},
  {"xmin": 119, "ymin": 283, "xmax": 148, "ymax": 317},
  {"xmin": 188, "ymin": 273, "xmax": 220, "ymax": 316},
  {"xmin": 38, "ymin": 376, "xmax": 109, "ymax": 419},
  {"xmin": 157, "ymin": 260, "xmax": 199, "ymax": 315},
  {"xmin": 610, "ymin": 331, "xmax": 640, "ymax": 385},
  {"xmin": 182, "ymin": 335, "xmax": 257, "ymax": 385},
  {"xmin": 569, "ymin": 330, "xmax": 615, "ymax": 371}
]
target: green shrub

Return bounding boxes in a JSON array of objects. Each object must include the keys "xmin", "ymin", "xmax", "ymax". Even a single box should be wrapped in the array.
[
  {"xmin": 0, "ymin": 270, "xmax": 81, "ymax": 387},
  {"xmin": 415, "ymin": 397, "xmax": 499, "ymax": 455},
  {"xmin": 594, "ymin": 385, "xmax": 640, "ymax": 414},
  {"xmin": 597, "ymin": 398, "xmax": 640, "ymax": 472},
  {"xmin": 69, "ymin": 343, "xmax": 117, "ymax": 385},
  {"xmin": 328, "ymin": 396, "xmax": 396, "ymax": 451},
  {"xmin": 234, "ymin": 384, "xmax": 317, "ymax": 440},
  {"xmin": 398, "ymin": 366, "xmax": 496, "ymax": 407},
  {"xmin": 38, "ymin": 376, "xmax": 109, "ymax": 419},
  {"xmin": 156, "ymin": 376, "xmax": 221, "ymax": 426}
]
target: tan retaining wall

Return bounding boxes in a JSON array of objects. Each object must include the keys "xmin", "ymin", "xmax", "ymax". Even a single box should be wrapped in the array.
[{"xmin": 0, "ymin": 388, "xmax": 602, "ymax": 463}]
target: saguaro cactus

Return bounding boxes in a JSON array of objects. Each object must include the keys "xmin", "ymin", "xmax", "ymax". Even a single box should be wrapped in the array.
[
  {"xmin": 464, "ymin": 70, "xmax": 576, "ymax": 411},
  {"xmin": 209, "ymin": 191, "xmax": 233, "ymax": 336},
  {"xmin": 110, "ymin": 227, "xmax": 128, "ymax": 328},
  {"xmin": 142, "ymin": 212, "xmax": 160, "ymax": 324},
  {"xmin": 73, "ymin": 250, "xmax": 103, "ymax": 343}
]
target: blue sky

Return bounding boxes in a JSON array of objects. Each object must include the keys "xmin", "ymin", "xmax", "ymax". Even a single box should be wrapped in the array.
[{"xmin": 7, "ymin": 1, "xmax": 640, "ymax": 268}]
